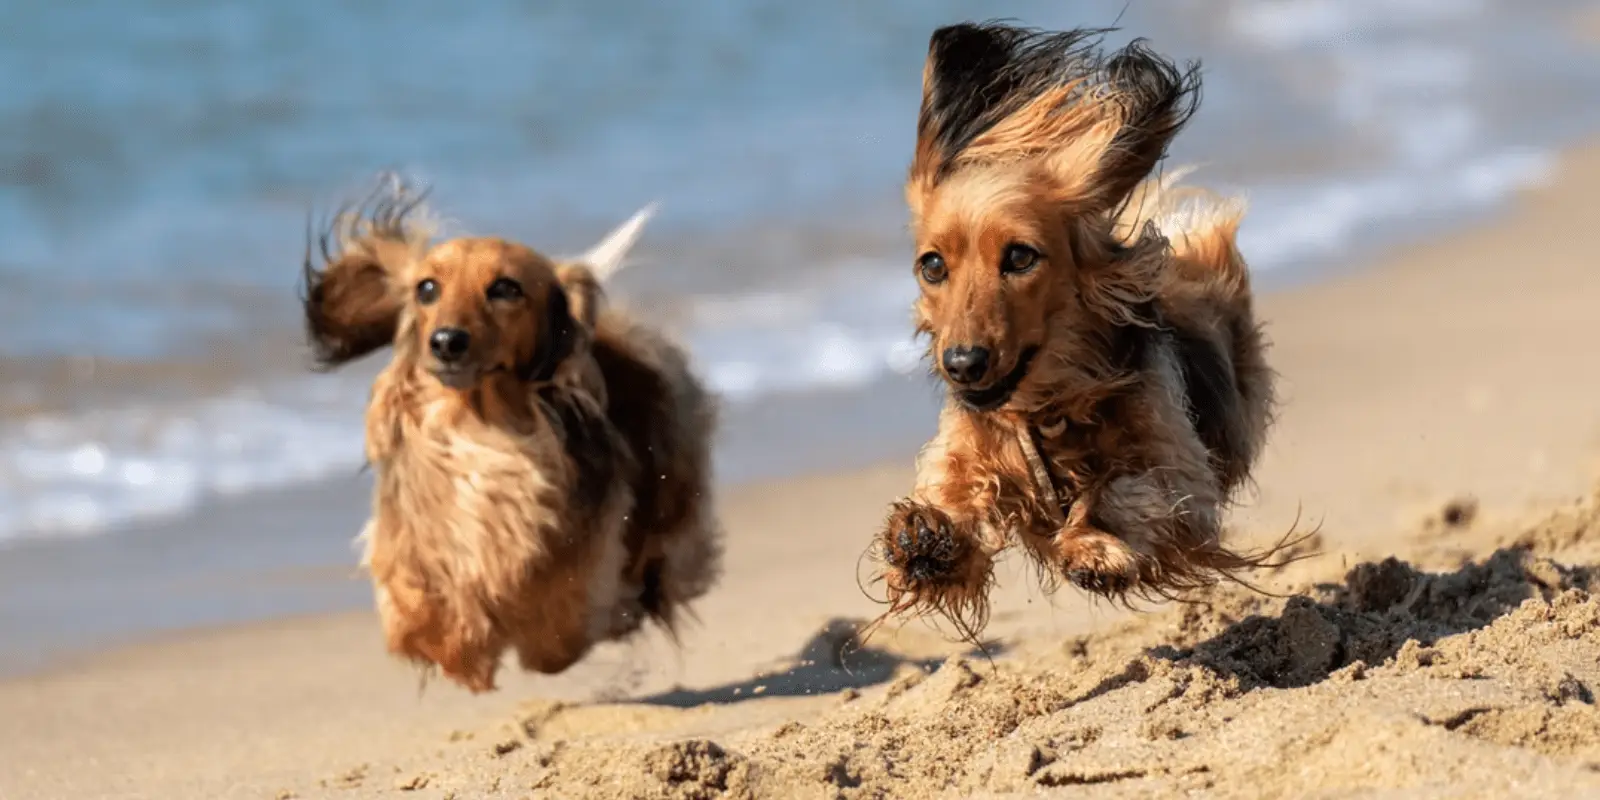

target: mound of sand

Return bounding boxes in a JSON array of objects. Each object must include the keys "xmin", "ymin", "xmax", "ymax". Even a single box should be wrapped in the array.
[{"xmin": 308, "ymin": 490, "xmax": 1600, "ymax": 799}]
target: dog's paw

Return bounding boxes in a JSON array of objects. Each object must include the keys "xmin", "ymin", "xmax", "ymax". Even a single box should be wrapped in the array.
[
  {"xmin": 880, "ymin": 500, "xmax": 969, "ymax": 587},
  {"xmin": 1053, "ymin": 528, "xmax": 1142, "ymax": 597},
  {"xmin": 873, "ymin": 498, "xmax": 996, "ymax": 639}
]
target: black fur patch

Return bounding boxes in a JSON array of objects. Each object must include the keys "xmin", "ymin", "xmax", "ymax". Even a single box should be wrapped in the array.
[
  {"xmin": 590, "ymin": 340, "xmax": 669, "ymax": 530},
  {"xmin": 518, "ymin": 284, "xmax": 577, "ymax": 383},
  {"xmin": 1169, "ymin": 324, "xmax": 1246, "ymax": 485},
  {"xmin": 1110, "ymin": 300, "xmax": 1160, "ymax": 371},
  {"xmin": 537, "ymin": 385, "xmax": 622, "ymax": 520},
  {"xmin": 589, "ymin": 336, "xmax": 697, "ymax": 627},
  {"xmin": 638, "ymin": 557, "xmax": 667, "ymax": 619},
  {"xmin": 1101, "ymin": 303, "xmax": 1244, "ymax": 484}
]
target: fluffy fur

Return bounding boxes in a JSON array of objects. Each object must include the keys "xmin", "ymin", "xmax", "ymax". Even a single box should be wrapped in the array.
[
  {"xmin": 873, "ymin": 22, "xmax": 1292, "ymax": 639},
  {"xmin": 301, "ymin": 179, "xmax": 721, "ymax": 692}
]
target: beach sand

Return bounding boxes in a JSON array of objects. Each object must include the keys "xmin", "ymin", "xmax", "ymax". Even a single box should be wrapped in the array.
[{"xmin": 5, "ymin": 145, "xmax": 1600, "ymax": 799}]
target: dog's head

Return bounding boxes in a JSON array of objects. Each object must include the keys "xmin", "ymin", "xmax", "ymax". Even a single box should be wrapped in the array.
[
  {"xmin": 300, "ymin": 180, "xmax": 578, "ymax": 391},
  {"xmin": 905, "ymin": 22, "xmax": 1199, "ymax": 412},
  {"xmin": 407, "ymin": 238, "xmax": 576, "ymax": 389}
]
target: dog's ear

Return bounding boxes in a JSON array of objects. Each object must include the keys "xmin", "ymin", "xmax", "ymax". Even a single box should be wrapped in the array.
[
  {"xmin": 555, "ymin": 263, "xmax": 603, "ymax": 330},
  {"xmin": 910, "ymin": 22, "xmax": 1039, "ymax": 195},
  {"xmin": 518, "ymin": 281, "xmax": 580, "ymax": 383},
  {"xmin": 907, "ymin": 22, "xmax": 1200, "ymax": 217},
  {"xmin": 1068, "ymin": 40, "xmax": 1201, "ymax": 214},
  {"xmin": 543, "ymin": 284, "xmax": 579, "ymax": 374},
  {"xmin": 301, "ymin": 179, "xmax": 434, "ymax": 369},
  {"xmin": 301, "ymin": 241, "xmax": 401, "ymax": 369}
]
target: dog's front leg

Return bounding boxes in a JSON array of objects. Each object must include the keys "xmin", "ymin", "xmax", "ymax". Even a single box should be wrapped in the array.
[
  {"xmin": 875, "ymin": 420, "xmax": 1010, "ymax": 633},
  {"xmin": 1046, "ymin": 480, "xmax": 1157, "ymax": 597},
  {"xmin": 1051, "ymin": 464, "xmax": 1226, "ymax": 598},
  {"xmin": 1047, "ymin": 348, "xmax": 1237, "ymax": 598}
]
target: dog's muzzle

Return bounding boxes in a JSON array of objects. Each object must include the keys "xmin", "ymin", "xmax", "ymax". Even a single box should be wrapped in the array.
[{"xmin": 953, "ymin": 345, "xmax": 1039, "ymax": 411}]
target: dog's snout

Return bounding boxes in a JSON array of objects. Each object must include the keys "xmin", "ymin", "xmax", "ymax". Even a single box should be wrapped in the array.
[
  {"xmin": 941, "ymin": 345, "xmax": 991, "ymax": 385},
  {"xmin": 429, "ymin": 327, "xmax": 471, "ymax": 362}
]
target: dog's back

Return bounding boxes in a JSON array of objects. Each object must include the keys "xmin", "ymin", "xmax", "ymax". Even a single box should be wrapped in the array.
[
  {"xmin": 554, "ymin": 212, "xmax": 722, "ymax": 640},
  {"xmin": 1119, "ymin": 171, "xmax": 1275, "ymax": 495},
  {"xmin": 588, "ymin": 313, "xmax": 721, "ymax": 635}
]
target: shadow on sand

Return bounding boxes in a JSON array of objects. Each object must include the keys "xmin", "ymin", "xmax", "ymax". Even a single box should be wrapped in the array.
[{"xmin": 636, "ymin": 617, "xmax": 1007, "ymax": 708}]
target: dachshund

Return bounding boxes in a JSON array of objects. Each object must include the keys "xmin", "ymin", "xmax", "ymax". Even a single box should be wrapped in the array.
[
  {"xmin": 872, "ymin": 22, "xmax": 1291, "ymax": 639},
  {"xmin": 301, "ymin": 178, "xmax": 721, "ymax": 692}
]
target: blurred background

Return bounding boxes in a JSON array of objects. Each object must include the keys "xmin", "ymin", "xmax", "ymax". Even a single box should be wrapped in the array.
[{"xmin": 3, "ymin": 0, "xmax": 1600, "ymax": 667}]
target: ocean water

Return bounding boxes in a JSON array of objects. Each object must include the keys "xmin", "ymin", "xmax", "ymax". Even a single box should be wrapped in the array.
[{"xmin": 3, "ymin": 0, "xmax": 1600, "ymax": 545}]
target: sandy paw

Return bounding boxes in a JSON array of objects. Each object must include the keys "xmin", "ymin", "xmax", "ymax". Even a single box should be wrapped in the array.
[
  {"xmin": 1054, "ymin": 528, "xmax": 1142, "ymax": 597},
  {"xmin": 873, "ymin": 500, "xmax": 996, "ymax": 640},
  {"xmin": 882, "ymin": 501, "xmax": 969, "ymax": 587}
]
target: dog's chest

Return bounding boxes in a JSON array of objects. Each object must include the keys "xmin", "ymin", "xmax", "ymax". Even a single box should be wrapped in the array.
[
  {"xmin": 1019, "ymin": 382, "xmax": 1161, "ymax": 504},
  {"xmin": 380, "ymin": 415, "xmax": 562, "ymax": 548},
  {"xmin": 1035, "ymin": 423, "xmax": 1104, "ymax": 491}
]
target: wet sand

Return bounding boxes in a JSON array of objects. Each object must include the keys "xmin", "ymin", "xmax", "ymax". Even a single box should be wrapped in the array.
[{"xmin": 4, "ymin": 146, "xmax": 1600, "ymax": 799}]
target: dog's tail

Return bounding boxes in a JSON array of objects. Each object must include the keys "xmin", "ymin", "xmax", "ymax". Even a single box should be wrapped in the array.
[
  {"xmin": 557, "ymin": 203, "xmax": 658, "ymax": 328},
  {"xmin": 575, "ymin": 202, "xmax": 658, "ymax": 284},
  {"xmin": 1115, "ymin": 165, "xmax": 1249, "ymax": 292}
]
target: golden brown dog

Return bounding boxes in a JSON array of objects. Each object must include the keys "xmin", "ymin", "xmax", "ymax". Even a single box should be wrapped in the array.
[
  {"xmin": 300, "ymin": 179, "xmax": 721, "ymax": 692},
  {"xmin": 872, "ymin": 22, "xmax": 1288, "ymax": 638}
]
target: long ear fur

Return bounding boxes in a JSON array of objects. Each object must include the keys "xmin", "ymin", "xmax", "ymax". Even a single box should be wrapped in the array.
[
  {"xmin": 301, "ymin": 176, "xmax": 435, "ymax": 369},
  {"xmin": 518, "ymin": 283, "xmax": 579, "ymax": 384},
  {"xmin": 908, "ymin": 21, "xmax": 1200, "ymax": 216}
]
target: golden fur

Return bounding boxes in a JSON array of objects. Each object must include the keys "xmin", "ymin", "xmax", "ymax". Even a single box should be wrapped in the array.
[
  {"xmin": 872, "ymin": 23, "xmax": 1290, "ymax": 638},
  {"xmin": 301, "ymin": 180, "xmax": 720, "ymax": 692}
]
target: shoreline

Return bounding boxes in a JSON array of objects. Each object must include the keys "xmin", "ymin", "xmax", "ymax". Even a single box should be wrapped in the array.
[
  {"xmin": 0, "ymin": 148, "xmax": 1553, "ymax": 554},
  {"xmin": 5, "ymin": 144, "xmax": 1600, "ymax": 797},
  {"xmin": 1, "ymin": 164, "xmax": 1590, "ymax": 678},
  {"xmin": 0, "ymin": 208, "xmax": 1519, "ymax": 681}
]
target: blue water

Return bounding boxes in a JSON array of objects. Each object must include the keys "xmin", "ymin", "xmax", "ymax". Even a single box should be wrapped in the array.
[{"xmin": 3, "ymin": 0, "xmax": 1600, "ymax": 543}]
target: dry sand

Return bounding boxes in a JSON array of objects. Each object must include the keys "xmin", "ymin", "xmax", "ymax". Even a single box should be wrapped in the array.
[{"xmin": 5, "ymin": 147, "xmax": 1600, "ymax": 799}]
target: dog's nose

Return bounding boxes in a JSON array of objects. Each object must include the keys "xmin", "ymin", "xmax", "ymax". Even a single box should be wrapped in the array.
[
  {"xmin": 429, "ymin": 327, "xmax": 471, "ymax": 362},
  {"xmin": 941, "ymin": 345, "xmax": 991, "ymax": 385}
]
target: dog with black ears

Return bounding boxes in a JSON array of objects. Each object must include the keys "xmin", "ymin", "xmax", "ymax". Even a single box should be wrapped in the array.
[
  {"xmin": 872, "ymin": 22, "xmax": 1297, "ymax": 639},
  {"xmin": 301, "ymin": 178, "xmax": 721, "ymax": 692}
]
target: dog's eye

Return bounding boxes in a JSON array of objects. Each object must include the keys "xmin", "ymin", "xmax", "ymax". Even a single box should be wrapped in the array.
[
  {"xmin": 415, "ymin": 279, "xmax": 439, "ymax": 305},
  {"xmin": 1002, "ymin": 244, "xmax": 1040, "ymax": 275},
  {"xmin": 917, "ymin": 252, "xmax": 948, "ymax": 284},
  {"xmin": 486, "ymin": 278, "xmax": 524, "ymax": 302}
]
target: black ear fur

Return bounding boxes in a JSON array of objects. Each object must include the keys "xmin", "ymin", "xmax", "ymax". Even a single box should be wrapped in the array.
[
  {"xmin": 917, "ymin": 22, "xmax": 1105, "ymax": 183},
  {"xmin": 1096, "ymin": 40, "xmax": 1202, "ymax": 212},
  {"xmin": 916, "ymin": 21, "xmax": 1201, "ymax": 207},
  {"xmin": 517, "ymin": 282, "xmax": 578, "ymax": 383},
  {"xmin": 919, "ymin": 23, "xmax": 1032, "ymax": 180}
]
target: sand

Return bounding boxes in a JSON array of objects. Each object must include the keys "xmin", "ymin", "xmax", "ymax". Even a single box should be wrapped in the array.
[{"xmin": 5, "ymin": 146, "xmax": 1600, "ymax": 799}]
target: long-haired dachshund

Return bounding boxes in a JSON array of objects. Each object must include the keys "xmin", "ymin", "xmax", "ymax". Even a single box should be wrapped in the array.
[
  {"xmin": 301, "ymin": 178, "xmax": 721, "ymax": 692},
  {"xmin": 872, "ymin": 22, "xmax": 1292, "ymax": 639}
]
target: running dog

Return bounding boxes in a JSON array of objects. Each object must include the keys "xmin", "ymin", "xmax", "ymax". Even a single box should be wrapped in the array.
[
  {"xmin": 301, "ymin": 179, "xmax": 721, "ymax": 691},
  {"xmin": 873, "ymin": 22, "xmax": 1289, "ymax": 638}
]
